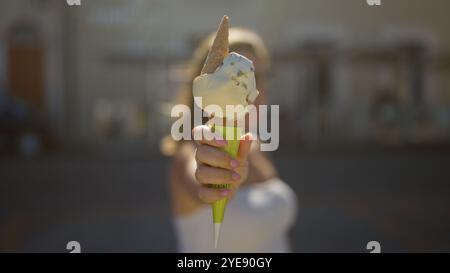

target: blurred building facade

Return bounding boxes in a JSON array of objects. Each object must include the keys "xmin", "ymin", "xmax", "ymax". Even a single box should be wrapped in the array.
[{"xmin": 0, "ymin": 0, "xmax": 449, "ymax": 156}]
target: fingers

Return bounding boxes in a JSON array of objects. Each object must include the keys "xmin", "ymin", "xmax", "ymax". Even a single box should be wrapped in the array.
[
  {"xmin": 191, "ymin": 126, "xmax": 253, "ymax": 205},
  {"xmin": 197, "ymin": 186, "xmax": 233, "ymax": 204},
  {"xmin": 194, "ymin": 129, "xmax": 253, "ymax": 170},
  {"xmin": 195, "ymin": 164, "xmax": 241, "ymax": 185},
  {"xmin": 192, "ymin": 125, "xmax": 228, "ymax": 148},
  {"xmin": 196, "ymin": 145, "xmax": 239, "ymax": 170}
]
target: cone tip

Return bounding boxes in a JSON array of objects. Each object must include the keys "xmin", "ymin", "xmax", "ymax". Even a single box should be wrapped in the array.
[
  {"xmin": 214, "ymin": 223, "xmax": 222, "ymax": 249},
  {"xmin": 218, "ymin": 15, "xmax": 229, "ymax": 33}
]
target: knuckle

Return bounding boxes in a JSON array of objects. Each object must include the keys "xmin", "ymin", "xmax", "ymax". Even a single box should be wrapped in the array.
[
  {"xmin": 196, "ymin": 165, "xmax": 213, "ymax": 184},
  {"xmin": 194, "ymin": 150, "xmax": 200, "ymax": 163},
  {"xmin": 194, "ymin": 167, "xmax": 203, "ymax": 183},
  {"xmin": 194, "ymin": 147, "xmax": 202, "ymax": 162},
  {"xmin": 194, "ymin": 169, "xmax": 200, "ymax": 182},
  {"xmin": 195, "ymin": 146, "xmax": 208, "ymax": 161}
]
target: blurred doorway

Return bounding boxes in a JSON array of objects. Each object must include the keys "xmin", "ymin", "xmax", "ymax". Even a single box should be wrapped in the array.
[
  {"xmin": 7, "ymin": 22, "xmax": 45, "ymax": 112},
  {"xmin": 1, "ymin": 22, "xmax": 49, "ymax": 156}
]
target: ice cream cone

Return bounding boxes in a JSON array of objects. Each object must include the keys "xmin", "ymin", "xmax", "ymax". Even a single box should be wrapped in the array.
[
  {"xmin": 195, "ymin": 15, "xmax": 255, "ymax": 249},
  {"xmin": 200, "ymin": 15, "xmax": 232, "ymax": 249}
]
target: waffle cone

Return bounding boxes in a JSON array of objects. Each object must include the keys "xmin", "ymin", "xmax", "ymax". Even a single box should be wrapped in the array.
[{"xmin": 201, "ymin": 15, "xmax": 229, "ymax": 74}]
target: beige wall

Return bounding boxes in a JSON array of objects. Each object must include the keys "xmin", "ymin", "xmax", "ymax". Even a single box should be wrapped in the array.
[
  {"xmin": 2, "ymin": 0, "xmax": 449, "ymax": 145},
  {"xmin": 69, "ymin": 0, "xmax": 450, "ymax": 143}
]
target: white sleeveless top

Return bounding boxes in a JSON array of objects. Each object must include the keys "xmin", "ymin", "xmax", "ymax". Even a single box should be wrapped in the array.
[{"xmin": 173, "ymin": 178, "xmax": 298, "ymax": 252}]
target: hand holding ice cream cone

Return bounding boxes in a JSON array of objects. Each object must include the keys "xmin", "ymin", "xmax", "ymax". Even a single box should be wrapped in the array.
[{"xmin": 192, "ymin": 15, "xmax": 259, "ymax": 248}]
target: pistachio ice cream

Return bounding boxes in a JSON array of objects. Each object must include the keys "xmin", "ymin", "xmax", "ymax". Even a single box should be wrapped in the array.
[{"xmin": 193, "ymin": 52, "xmax": 259, "ymax": 120}]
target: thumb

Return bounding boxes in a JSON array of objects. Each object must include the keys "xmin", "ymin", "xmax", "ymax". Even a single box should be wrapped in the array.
[{"xmin": 237, "ymin": 133, "xmax": 253, "ymax": 162}]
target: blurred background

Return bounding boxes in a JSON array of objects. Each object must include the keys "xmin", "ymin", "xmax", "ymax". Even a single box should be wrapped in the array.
[{"xmin": 1, "ymin": 0, "xmax": 450, "ymax": 252}]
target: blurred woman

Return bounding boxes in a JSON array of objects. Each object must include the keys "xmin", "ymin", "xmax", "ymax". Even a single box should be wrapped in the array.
[{"xmin": 161, "ymin": 28, "xmax": 298, "ymax": 252}]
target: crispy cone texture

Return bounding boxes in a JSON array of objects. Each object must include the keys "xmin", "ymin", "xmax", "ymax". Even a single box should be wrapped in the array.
[{"xmin": 201, "ymin": 15, "xmax": 229, "ymax": 74}]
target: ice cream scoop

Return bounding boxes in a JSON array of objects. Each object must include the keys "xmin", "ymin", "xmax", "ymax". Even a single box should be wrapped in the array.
[{"xmin": 193, "ymin": 52, "xmax": 259, "ymax": 119}]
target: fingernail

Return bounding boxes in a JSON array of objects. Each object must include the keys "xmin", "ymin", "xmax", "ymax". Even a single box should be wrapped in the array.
[
  {"xmin": 216, "ymin": 139, "xmax": 228, "ymax": 146},
  {"xmin": 220, "ymin": 190, "xmax": 231, "ymax": 197},
  {"xmin": 230, "ymin": 160, "xmax": 239, "ymax": 169},
  {"xmin": 231, "ymin": 172, "xmax": 241, "ymax": 181}
]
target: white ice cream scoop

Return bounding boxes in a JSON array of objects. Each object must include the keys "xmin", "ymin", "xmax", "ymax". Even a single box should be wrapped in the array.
[{"xmin": 193, "ymin": 52, "xmax": 259, "ymax": 120}]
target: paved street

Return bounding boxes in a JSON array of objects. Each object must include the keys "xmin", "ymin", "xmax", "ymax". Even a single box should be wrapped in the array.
[{"xmin": 1, "ymin": 152, "xmax": 450, "ymax": 252}]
